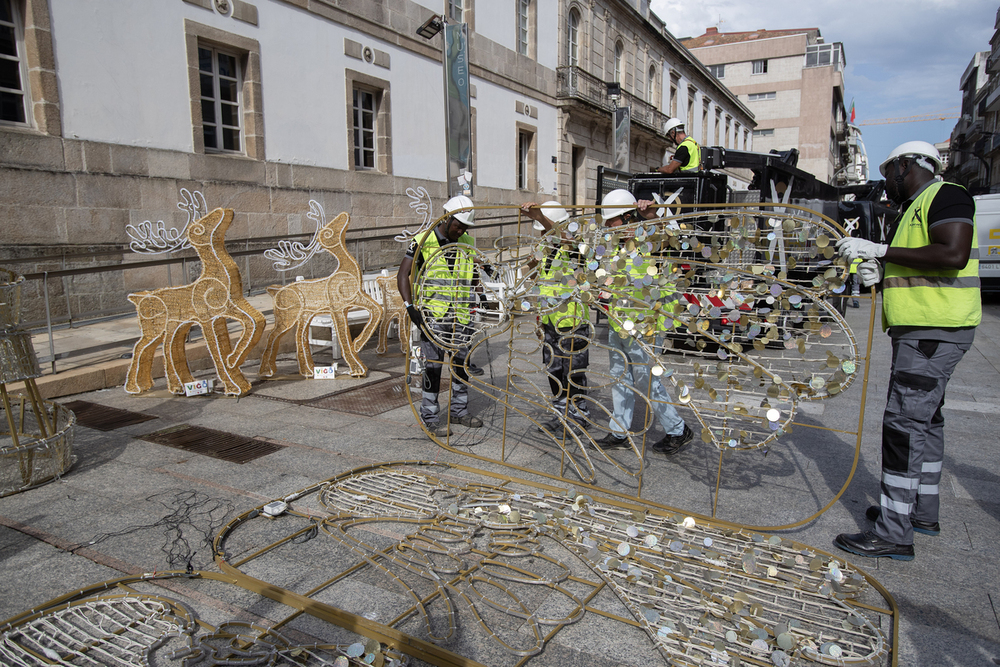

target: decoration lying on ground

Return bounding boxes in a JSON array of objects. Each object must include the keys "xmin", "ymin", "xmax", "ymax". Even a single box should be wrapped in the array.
[
  {"xmin": 406, "ymin": 203, "xmax": 866, "ymax": 508},
  {"xmin": 208, "ymin": 461, "xmax": 895, "ymax": 666},
  {"xmin": 260, "ymin": 209, "xmax": 383, "ymax": 378},
  {"xmin": 375, "ymin": 274, "xmax": 410, "ymax": 355},
  {"xmin": 124, "ymin": 208, "xmax": 266, "ymax": 396},
  {"xmin": 0, "ymin": 269, "xmax": 76, "ymax": 497},
  {"xmin": 0, "ymin": 572, "xmax": 409, "ymax": 667}
]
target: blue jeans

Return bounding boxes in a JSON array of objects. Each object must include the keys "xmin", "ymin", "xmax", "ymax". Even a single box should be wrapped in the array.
[{"xmin": 607, "ymin": 330, "xmax": 684, "ymax": 438}]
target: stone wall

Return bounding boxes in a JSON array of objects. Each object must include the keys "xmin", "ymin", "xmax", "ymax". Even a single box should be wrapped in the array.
[{"xmin": 1, "ymin": 131, "xmax": 528, "ymax": 326}]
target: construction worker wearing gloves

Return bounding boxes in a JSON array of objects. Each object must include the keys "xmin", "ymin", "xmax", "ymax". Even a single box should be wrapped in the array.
[
  {"xmin": 397, "ymin": 195, "xmax": 485, "ymax": 438},
  {"xmin": 596, "ymin": 189, "xmax": 694, "ymax": 454},
  {"xmin": 657, "ymin": 118, "xmax": 701, "ymax": 174},
  {"xmin": 522, "ymin": 201, "xmax": 591, "ymax": 432},
  {"xmin": 834, "ymin": 141, "xmax": 980, "ymax": 561}
]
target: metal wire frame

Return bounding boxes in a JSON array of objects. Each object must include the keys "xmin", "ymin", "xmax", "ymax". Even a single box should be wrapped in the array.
[
  {"xmin": 400, "ymin": 202, "xmax": 874, "ymax": 530},
  {"xmin": 0, "ymin": 572, "xmax": 408, "ymax": 667},
  {"xmin": 209, "ymin": 461, "xmax": 899, "ymax": 666}
]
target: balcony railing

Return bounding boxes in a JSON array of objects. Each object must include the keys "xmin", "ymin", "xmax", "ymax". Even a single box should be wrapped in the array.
[{"xmin": 556, "ymin": 66, "xmax": 668, "ymax": 134}]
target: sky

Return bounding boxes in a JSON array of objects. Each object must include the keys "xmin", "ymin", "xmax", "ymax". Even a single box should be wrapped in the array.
[{"xmin": 650, "ymin": 0, "xmax": 996, "ymax": 173}]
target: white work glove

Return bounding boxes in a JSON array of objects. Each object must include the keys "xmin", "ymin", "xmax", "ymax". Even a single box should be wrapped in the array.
[
  {"xmin": 836, "ymin": 237, "xmax": 888, "ymax": 261},
  {"xmin": 856, "ymin": 260, "xmax": 883, "ymax": 287}
]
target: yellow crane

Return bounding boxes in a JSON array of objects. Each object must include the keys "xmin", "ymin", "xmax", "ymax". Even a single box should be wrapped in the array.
[{"xmin": 858, "ymin": 109, "xmax": 960, "ymax": 125}]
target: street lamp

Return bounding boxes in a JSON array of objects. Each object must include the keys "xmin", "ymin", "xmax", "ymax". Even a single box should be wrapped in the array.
[
  {"xmin": 416, "ymin": 14, "xmax": 443, "ymax": 40},
  {"xmin": 606, "ymin": 81, "xmax": 621, "ymax": 110}
]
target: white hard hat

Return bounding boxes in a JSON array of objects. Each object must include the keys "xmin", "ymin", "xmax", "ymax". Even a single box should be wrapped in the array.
[
  {"xmin": 443, "ymin": 195, "xmax": 476, "ymax": 226},
  {"xmin": 879, "ymin": 141, "xmax": 943, "ymax": 178},
  {"xmin": 539, "ymin": 200, "xmax": 569, "ymax": 230},
  {"xmin": 663, "ymin": 117, "xmax": 685, "ymax": 135},
  {"xmin": 601, "ymin": 189, "xmax": 637, "ymax": 220}
]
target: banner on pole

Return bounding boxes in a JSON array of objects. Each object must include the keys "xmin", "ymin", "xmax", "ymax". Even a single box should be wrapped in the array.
[
  {"xmin": 444, "ymin": 23, "xmax": 473, "ymax": 197},
  {"xmin": 613, "ymin": 106, "xmax": 631, "ymax": 172}
]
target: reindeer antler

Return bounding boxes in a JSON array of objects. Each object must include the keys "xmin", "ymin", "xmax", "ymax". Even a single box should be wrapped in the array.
[
  {"xmin": 264, "ymin": 199, "xmax": 325, "ymax": 271},
  {"xmin": 127, "ymin": 188, "xmax": 208, "ymax": 254},
  {"xmin": 395, "ymin": 187, "xmax": 434, "ymax": 243}
]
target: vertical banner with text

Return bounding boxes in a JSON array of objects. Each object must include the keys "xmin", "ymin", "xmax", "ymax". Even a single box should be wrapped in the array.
[
  {"xmin": 613, "ymin": 106, "xmax": 631, "ymax": 173},
  {"xmin": 444, "ymin": 22, "xmax": 472, "ymax": 197}
]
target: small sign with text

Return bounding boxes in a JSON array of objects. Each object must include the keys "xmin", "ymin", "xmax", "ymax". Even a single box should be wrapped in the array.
[
  {"xmin": 183, "ymin": 379, "xmax": 213, "ymax": 396},
  {"xmin": 313, "ymin": 364, "xmax": 338, "ymax": 379}
]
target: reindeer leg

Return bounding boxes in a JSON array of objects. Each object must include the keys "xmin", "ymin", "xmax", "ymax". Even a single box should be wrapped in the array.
[
  {"xmin": 332, "ymin": 309, "xmax": 366, "ymax": 377},
  {"xmin": 352, "ymin": 292, "xmax": 383, "ymax": 354},
  {"xmin": 125, "ymin": 324, "xmax": 163, "ymax": 394},
  {"xmin": 205, "ymin": 316, "xmax": 250, "ymax": 396},
  {"xmin": 260, "ymin": 309, "xmax": 293, "ymax": 377},
  {"xmin": 165, "ymin": 322, "xmax": 195, "ymax": 394},
  {"xmin": 296, "ymin": 314, "xmax": 318, "ymax": 377},
  {"xmin": 225, "ymin": 303, "xmax": 266, "ymax": 369}
]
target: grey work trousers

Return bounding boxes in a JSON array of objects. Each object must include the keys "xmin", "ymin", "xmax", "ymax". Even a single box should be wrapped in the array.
[
  {"xmin": 875, "ymin": 337, "xmax": 970, "ymax": 545},
  {"xmin": 541, "ymin": 322, "xmax": 590, "ymax": 418},
  {"xmin": 419, "ymin": 318, "xmax": 472, "ymax": 425}
]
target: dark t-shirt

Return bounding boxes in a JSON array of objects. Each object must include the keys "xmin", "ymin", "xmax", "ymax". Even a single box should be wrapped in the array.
[{"xmin": 669, "ymin": 144, "xmax": 690, "ymax": 167}]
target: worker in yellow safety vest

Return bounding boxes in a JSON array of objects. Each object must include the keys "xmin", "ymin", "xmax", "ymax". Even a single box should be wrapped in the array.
[
  {"xmin": 522, "ymin": 201, "xmax": 591, "ymax": 433},
  {"xmin": 658, "ymin": 117, "xmax": 701, "ymax": 174},
  {"xmin": 397, "ymin": 195, "xmax": 486, "ymax": 439},
  {"xmin": 834, "ymin": 140, "xmax": 980, "ymax": 562},
  {"xmin": 595, "ymin": 189, "xmax": 693, "ymax": 455}
]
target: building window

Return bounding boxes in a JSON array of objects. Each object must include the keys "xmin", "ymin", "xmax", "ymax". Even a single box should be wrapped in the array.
[
  {"xmin": 702, "ymin": 101, "xmax": 710, "ymax": 143},
  {"xmin": 353, "ymin": 87, "xmax": 376, "ymax": 169},
  {"xmin": 725, "ymin": 116, "xmax": 731, "ymax": 149},
  {"xmin": 517, "ymin": 0, "xmax": 531, "ymax": 56},
  {"xmin": 0, "ymin": 0, "xmax": 28, "ymax": 125},
  {"xmin": 748, "ymin": 91, "xmax": 777, "ymax": 101},
  {"xmin": 686, "ymin": 90, "xmax": 695, "ymax": 133},
  {"xmin": 647, "ymin": 64, "xmax": 656, "ymax": 104},
  {"xmin": 669, "ymin": 80, "xmax": 677, "ymax": 117},
  {"xmin": 806, "ymin": 43, "xmax": 843, "ymax": 71},
  {"xmin": 185, "ymin": 21, "xmax": 263, "ymax": 158},
  {"xmin": 199, "ymin": 46, "xmax": 242, "ymax": 152},
  {"xmin": 567, "ymin": 7, "xmax": 579, "ymax": 87},
  {"xmin": 752, "ymin": 59, "xmax": 768, "ymax": 75},
  {"xmin": 614, "ymin": 41, "xmax": 623, "ymax": 85},
  {"xmin": 516, "ymin": 123, "xmax": 536, "ymax": 190},
  {"xmin": 753, "ymin": 128, "xmax": 774, "ymax": 137},
  {"xmin": 708, "ymin": 63, "xmax": 725, "ymax": 79},
  {"xmin": 345, "ymin": 69, "xmax": 392, "ymax": 173},
  {"xmin": 448, "ymin": 0, "xmax": 463, "ymax": 22},
  {"xmin": 714, "ymin": 109, "xmax": 721, "ymax": 145}
]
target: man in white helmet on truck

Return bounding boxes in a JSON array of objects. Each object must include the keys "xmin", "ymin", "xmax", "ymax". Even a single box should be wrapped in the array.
[
  {"xmin": 834, "ymin": 140, "xmax": 980, "ymax": 561},
  {"xmin": 657, "ymin": 118, "xmax": 701, "ymax": 174},
  {"xmin": 397, "ymin": 195, "xmax": 485, "ymax": 438}
]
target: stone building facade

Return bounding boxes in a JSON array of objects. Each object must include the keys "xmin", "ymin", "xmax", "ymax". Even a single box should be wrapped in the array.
[{"xmin": 1, "ymin": 0, "xmax": 751, "ymax": 325}]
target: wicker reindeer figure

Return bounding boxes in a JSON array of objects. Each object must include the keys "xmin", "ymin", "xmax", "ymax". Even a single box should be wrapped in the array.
[
  {"xmin": 259, "ymin": 212, "xmax": 382, "ymax": 378},
  {"xmin": 124, "ymin": 208, "xmax": 266, "ymax": 397},
  {"xmin": 374, "ymin": 274, "xmax": 410, "ymax": 355}
]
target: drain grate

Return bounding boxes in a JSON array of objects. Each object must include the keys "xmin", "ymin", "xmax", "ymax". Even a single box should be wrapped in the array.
[
  {"xmin": 305, "ymin": 377, "xmax": 415, "ymax": 416},
  {"xmin": 61, "ymin": 400, "xmax": 158, "ymax": 431},
  {"xmin": 140, "ymin": 424, "xmax": 284, "ymax": 463}
]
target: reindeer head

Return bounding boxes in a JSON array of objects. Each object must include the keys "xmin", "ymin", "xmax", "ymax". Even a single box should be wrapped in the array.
[
  {"xmin": 317, "ymin": 212, "xmax": 350, "ymax": 251},
  {"xmin": 187, "ymin": 208, "xmax": 232, "ymax": 248}
]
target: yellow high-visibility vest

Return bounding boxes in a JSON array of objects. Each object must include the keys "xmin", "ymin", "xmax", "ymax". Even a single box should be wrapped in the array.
[{"xmin": 882, "ymin": 181, "xmax": 981, "ymax": 331}]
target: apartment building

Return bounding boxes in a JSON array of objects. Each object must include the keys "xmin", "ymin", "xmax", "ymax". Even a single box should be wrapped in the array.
[
  {"xmin": 949, "ymin": 49, "xmax": 993, "ymax": 193},
  {"xmin": 683, "ymin": 27, "xmax": 853, "ymax": 185}
]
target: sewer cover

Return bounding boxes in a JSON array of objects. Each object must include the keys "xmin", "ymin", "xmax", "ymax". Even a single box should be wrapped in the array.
[
  {"xmin": 140, "ymin": 424, "xmax": 284, "ymax": 463},
  {"xmin": 61, "ymin": 401, "xmax": 158, "ymax": 431},
  {"xmin": 305, "ymin": 377, "xmax": 418, "ymax": 416}
]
